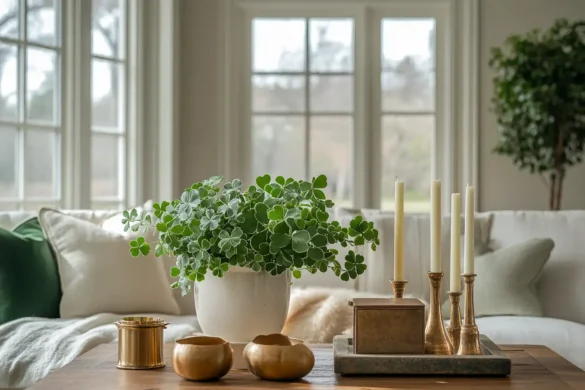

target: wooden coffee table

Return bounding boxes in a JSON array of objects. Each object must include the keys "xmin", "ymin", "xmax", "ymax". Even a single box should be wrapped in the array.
[{"xmin": 28, "ymin": 343, "xmax": 585, "ymax": 389}]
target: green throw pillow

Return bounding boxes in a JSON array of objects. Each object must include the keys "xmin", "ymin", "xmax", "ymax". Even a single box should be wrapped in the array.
[
  {"xmin": 442, "ymin": 238, "xmax": 554, "ymax": 318},
  {"xmin": 0, "ymin": 218, "xmax": 61, "ymax": 324}
]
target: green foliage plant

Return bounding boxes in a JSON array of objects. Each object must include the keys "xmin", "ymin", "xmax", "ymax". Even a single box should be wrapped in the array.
[
  {"xmin": 489, "ymin": 19, "xmax": 585, "ymax": 210},
  {"xmin": 122, "ymin": 175, "xmax": 380, "ymax": 295}
]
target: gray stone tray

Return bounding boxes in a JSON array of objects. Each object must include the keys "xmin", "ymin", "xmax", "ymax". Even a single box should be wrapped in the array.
[{"xmin": 333, "ymin": 335, "xmax": 511, "ymax": 376}]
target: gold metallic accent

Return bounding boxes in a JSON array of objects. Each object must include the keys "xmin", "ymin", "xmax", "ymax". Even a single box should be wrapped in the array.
[
  {"xmin": 243, "ymin": 334, "xmax": 315, "ymax": 381},
  {"xmin": 390, "ymin": 280, "xmax": 408, "ymax": 298},
  {"xmin": 115, "ymin": 316, "xmax": 168, "ymax": 369},
  {"xmin": 447, "ymin": 291, "xmax": 462, "ymax": 352},
  {"xmin": 458, "ymin": 274, "xmax": 483, "ymax": 355},
  {"xmin": 424, "ymin": 272, "xmax": 454, "ymax": 355},
  {"xmin": 172, "ymin": 336, "xmax": 233, "ymax": 381}
]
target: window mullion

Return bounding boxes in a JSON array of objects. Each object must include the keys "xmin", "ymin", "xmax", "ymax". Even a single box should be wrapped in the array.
[
  {"xmin": 126, "ymin": 0, "xmax": 142, "ymax": 208},
  {"xmin": 304, "ymin": 17, "xmax": 310, "ymax": 182},
  {"xmin": 17, "ymin": 1, "xmax": 26, "ymax": 206},
  {"xmin": 353, "ymin": 7, "xmax": 371, "ymax": 209},
  {"xmin": 369, "ymin": 9, "xmax": 382, "ymax": 210},
  {"xmin": 62, "ymin": 0, "xmax": 92, "ymax": 209}
]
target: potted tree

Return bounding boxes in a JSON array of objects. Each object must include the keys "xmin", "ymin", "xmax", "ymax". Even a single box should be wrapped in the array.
[
  {"xmin": 122, "ymin": 174, "xmax": 379, "ymax": 342},
  {"xmin": 490, "ymin": 19, "xmax": 585, "ymax": 210}
]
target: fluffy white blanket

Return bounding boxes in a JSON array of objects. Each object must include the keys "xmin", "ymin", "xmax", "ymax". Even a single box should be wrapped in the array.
[
  {"xmin": 0, "ymin": 288, "xmax": 417, "ymax": 388},
  {"xmin": 0, "ymin": 313, "xmax": 200, "ymax": 388}
]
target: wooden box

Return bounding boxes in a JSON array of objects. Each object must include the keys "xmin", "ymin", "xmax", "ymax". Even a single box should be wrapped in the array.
[{"xmin": 352, "ymin": 298, "xmax": 425, "ymax": 354}]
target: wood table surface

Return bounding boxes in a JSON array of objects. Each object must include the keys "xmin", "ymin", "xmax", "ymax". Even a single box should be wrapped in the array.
[{"xmin": 27, "ymin": 343, "xmax": 585, "ymax": 389}]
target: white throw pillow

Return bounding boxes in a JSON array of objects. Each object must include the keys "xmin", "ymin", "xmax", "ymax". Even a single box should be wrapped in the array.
[
  {"xmin": 39, "ymin": 208, "xmax": 180, "ymax": 318},
  {"xmin": 101, "ymin": 209, "xmax": 197, "ymax": 316}
]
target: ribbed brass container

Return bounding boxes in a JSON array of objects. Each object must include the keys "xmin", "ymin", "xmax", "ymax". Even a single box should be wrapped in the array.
[{"xmin": 115, "ymin": 316, "xmax": 168, "ymax": 369}]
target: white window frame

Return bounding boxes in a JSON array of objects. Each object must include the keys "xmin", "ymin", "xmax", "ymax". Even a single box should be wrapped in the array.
[
  {"xmin": 220, "ymin": 0, "xmax": 479, "ymax": 211},
  {"xmin": 0, "ymin": 0, "xmax": 63, "ymax": 210},
  {"xmin": 61, "ymin": 0, "xmax": 138, "ymax": 210},
  {"xmin": 0, "ymin": 0, "xmax": 178, "ymax": 211}
]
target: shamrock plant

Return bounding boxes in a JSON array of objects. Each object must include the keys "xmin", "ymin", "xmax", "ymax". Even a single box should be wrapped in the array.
[{"xmin": 123, "ymin": 175, "xmax": 380, "ymax": 295}]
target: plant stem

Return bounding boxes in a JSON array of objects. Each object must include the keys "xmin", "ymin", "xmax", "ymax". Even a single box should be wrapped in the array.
[
  {"xmin": 549, "ymin": 172, "xmax": 557, "ymax": 210},
  {"xmin": 555, "ymin": 168, "xmax": 565, "ymax": 210}
]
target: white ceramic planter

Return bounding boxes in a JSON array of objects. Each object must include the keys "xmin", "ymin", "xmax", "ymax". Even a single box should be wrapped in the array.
[{"xmin": 194, "ymin": 267, "xmax": 291, "ymax": 343}]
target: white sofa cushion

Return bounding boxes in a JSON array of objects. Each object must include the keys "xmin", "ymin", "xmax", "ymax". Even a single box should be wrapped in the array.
[
  {"xmin": 489, "ymin": 211, "xmax": 585, "ymax": 325},
  {"xmin": 38, "ymin": 208, "xmax": 180, "ymax": 318},
  {"xmin": 293, "ymin": 210, "xmax": 493, "ymax": 300},
  {"xmin": 101, "ymin": 210, "xmax": 196, "ymax": 316},
  {"xmin": 476, "ymin": 316, "xmax": 585, "ymax": 370}
]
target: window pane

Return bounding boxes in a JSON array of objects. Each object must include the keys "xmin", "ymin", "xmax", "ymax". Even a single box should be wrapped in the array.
[
  {"xmin": 381, "ymin": 115, "xmax": 432, "ymax": 212},
  {"xmin": 92, "ymin": 133, "xmax": 121, "ymax": 198},
  {"xmin": 382, "ymin": 19, "xmax": 435, "ymax": 112},
  {"xmin": 252, "ymin": 76, "xmax": 304, "ymax": 113},
  {"xmin": 382, "ymin": 70, "xmax": 434, "ymax": 112},
  {"xmin": 253, "ymin": 19, "xmax": 305, "ymax": 72},
  {"xmin": 27, "ymin": 0, "xmax": 58, "ymax": 46},
  {"xmin": 310, "ymin": 19, "xmax": 353, "ymax": 72},
  {"xmin": 382, "ymin": 19, "xmax": 435, "ymax": 71},
  {"xmin": 252, "ymin": 116, "xmax": 305, "ymax": 180},
  {"xmin": 0, "ymin": 126, "xmax": 18, "ymax": 197},
  {"xmin": 92, "ymin": 59, "xmax": 123, "ymax": 130},
  {"xmin": 0, "ymin": 0, "xmax": 19, "ymax": 39},
  {"xmin": 92, "ymin": 0, "xmax": 124, "ymax": 59},
  {"xmin": 24, "ymin": 129, "xmax": 58, "ymax": 198},
  {"xmin": 310, "ymin": 75, "xmax": 353, "ymax": 113},
  {"xmin": 27, "ymin": 48, "xmax": 57, "ymax": 123},
  {"xmin": 0, "ymin": 43, "xmax": 18, "ymax": 120},
  {"xmin": 310, "ymin": 116, "xmax": 353, "ymax": 206}
]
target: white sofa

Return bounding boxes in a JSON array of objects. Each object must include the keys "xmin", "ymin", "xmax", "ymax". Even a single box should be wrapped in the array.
[
  {"xmin": 295, "ymin": 209, "xmax": 585, "ymax": 369},
  {"xmin": 1, "ymin": 208, "xmax": 584, "ymax": 386}
]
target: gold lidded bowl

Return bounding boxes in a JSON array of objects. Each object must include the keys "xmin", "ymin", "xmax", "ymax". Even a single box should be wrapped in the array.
[
  {"xmin": 243, "ymin": 334, "xmax": 315, "ymax": 381},
  {"xmin": 172, "ymin": 336, "xmax": 233, "ymax": 381},
  {"xmin": 115, "ymin": 316, "xmax": 169, "ymax": 370}
]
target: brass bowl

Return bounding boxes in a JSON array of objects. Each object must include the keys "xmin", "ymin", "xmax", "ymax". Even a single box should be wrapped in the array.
[
  {"xmin": 243, "ymin": 334, "xmax": 315, "ymax": 381},
  {"xmin": 172, "ymin": 336, "xmax": 233, "ymax": 381}
]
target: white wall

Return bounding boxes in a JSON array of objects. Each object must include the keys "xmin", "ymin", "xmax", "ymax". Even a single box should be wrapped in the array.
[
  {"xmin": 178, "ymin": 0, "xmax": 226, "ymax": 190},
  {"xmin": 177, "ymin": 0, "xmax": 585, "ymax": 211},
  {"xmin": 478, "ymin": 0, "xmax": 585, "ymax": 211}
]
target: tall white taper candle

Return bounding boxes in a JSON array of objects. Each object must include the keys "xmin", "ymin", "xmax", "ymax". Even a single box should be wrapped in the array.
[
  {"xmin": 464, "ymin": 185, "xmax": 475, "ymax": 274},
  {"xmin": 450, "ymin": 193, "xmax": 461, "ymax": 292},
  {"xmin": 430, "ymin": 180, "xmax": 441, "ymax": 272},
  {"xmin": 394, "ymin": 180, "xmax": 405, "ymax": 281}
]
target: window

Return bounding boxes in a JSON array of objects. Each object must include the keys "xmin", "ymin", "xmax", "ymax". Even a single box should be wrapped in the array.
[
  {"xmin": 0, "ymin": 0, "xmax": 61, "ymax": 210},
  {"xmin": 380, "ymin": 19, "xmax": 435, "ymax": 211},
  {"xmin": 251, "ymin": 18, "xmax": 354, "ymax": 207},
  {"xmin": 230, "ymin": 0, "xmax": 476, "ymax": 212},
  {"xmin": 91, "ymin": 0, "xmax": 126, "ymax": 210},
  {"xmin": 0, "ymin": 0, "xmax": 136, "ymax": 211}
]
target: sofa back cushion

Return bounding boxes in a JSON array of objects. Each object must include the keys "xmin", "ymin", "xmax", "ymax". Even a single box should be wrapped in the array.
[
  {"xmin": 0, "ymin": 210, "xmax": 119, "ymax": 231},
  {"xmin": 292, "ymin": 209, "xmax": 493, "ymax": 303},
  {"xmin": 489, "ymin": 211, "xmax": 585, "ymax": 325},
  {"xmin": 357, "ymin": 211, "xmax": 493, "ymax": 301}
]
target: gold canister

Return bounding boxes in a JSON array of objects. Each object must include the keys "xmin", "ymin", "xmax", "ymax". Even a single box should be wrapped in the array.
[{"xmin": 115, "ymin": 316, "xmax": 168, "ymax": 369}]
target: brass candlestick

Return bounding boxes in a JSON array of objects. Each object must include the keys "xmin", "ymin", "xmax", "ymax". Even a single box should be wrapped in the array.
[
  {"xmin": 457, "ymin": 274, "xmax": 482, "ymax": 355},
  {"xmin": 447, "ymin": 291, "xmax": 462, "ymax": 352},
  {"xmin": 390, "ymin": 280, "xmax": 408, "ymax": 298},
  {"xmin": 424, "ymin": 272, "xmax": 454, "ymax": 355}
]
